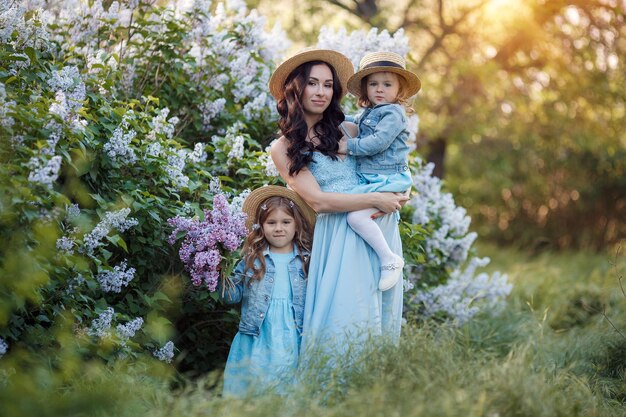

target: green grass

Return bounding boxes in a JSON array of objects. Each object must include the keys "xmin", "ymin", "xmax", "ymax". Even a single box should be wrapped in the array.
[{"xmin": 3, "ymin": 244, "xmax": 626, "ymax": 416}]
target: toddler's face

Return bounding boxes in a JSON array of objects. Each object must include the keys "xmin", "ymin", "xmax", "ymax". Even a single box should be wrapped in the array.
[{"xmin": 366, "ymin": 72, "xmax": 400, "ymax": 106}]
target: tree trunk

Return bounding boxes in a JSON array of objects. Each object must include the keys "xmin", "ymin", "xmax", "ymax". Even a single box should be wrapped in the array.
[{"xmin": 427, "ymin": 137, "xmax": 446, "ymax": 179}]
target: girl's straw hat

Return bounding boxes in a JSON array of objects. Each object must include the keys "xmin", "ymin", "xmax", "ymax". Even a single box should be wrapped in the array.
[
  {"xmin": 269, "ymin": 48, "xmax": 355, "ymax": 101},
  {"xmin": 242, "ymin": 185, "xmax": 317, "ymax": 230},
  {"xmin": 347, "ymin": 51, "xmax": 421, "ymax": 98}
]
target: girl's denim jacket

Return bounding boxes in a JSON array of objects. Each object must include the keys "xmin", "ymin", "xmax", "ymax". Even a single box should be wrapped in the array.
[
  {"xmin": 346, "ymin": 103, "xmax": 410, "ymax": 175},
  {"xmin": 219, "ymin": 247, "xmax": 308, "ymax": 337}
]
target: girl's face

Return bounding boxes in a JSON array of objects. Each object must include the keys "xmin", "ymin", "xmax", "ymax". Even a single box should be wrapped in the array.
[
  {"xmin": 301, "ymin": 64, "xmax": 334, "ymax": 121},
  {"xmin": 262, "ymin": 207, "xmax": 296, "ymax": 254},
  {"xmin": 366, "ymin": 72, "xmax": 400, "ymax": 106}
]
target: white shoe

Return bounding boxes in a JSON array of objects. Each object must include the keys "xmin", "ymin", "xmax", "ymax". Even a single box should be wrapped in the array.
[{"xmin": 379, "ymin": 255, "xmax": 404, "ymax": 291}]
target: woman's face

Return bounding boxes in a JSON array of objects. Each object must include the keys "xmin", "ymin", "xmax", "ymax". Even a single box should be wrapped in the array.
[{"xmin": 301, "ymin": 64, "xmax": 334, "ymax": 120}]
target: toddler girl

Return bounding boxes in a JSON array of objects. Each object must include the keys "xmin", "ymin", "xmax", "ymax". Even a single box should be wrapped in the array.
[
  {"xmin": 221, "ymin": 185, "xmax": 315, "ymax": 396},
  {"xmin": 339, "ymin": 51, "xmax": 421, "ymax": 291}
]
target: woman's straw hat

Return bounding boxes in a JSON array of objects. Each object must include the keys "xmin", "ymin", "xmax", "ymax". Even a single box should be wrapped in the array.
[
  {"xmin": 347, "ymin": 51, "xmax": 421, "ymax": 98},
  {"xmin": 269, "ymin": 48, "xmax": 355, "ymax": 101},
  {"xmin": 242, "ymin": 185, "xmax": 317, "ymax": 230}
]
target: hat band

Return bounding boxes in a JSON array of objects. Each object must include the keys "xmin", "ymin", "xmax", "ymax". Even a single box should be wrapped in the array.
[{"xmin": 361, "ymin": 60, "xmax": 404, "ymax": 70}]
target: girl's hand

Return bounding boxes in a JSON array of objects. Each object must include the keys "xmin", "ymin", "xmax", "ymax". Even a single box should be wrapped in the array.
[{"xmin": 338, "ymin": 137, "xmax": 348, "ymax": 155}]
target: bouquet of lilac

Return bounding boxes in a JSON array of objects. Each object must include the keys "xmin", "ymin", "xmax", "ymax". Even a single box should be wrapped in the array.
[{"xmin": 167, "ymin": 193, "xmax": 248, "ymax": 292}]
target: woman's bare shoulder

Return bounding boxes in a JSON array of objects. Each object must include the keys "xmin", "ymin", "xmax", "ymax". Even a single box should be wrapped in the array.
[{"xmin": 270, "ymin": 136, "xmax": 288, "ymax": 155}]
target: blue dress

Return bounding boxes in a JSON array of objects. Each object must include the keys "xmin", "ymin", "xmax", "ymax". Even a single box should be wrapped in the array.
[
  {"xmin": 301, "ymin": 152, "xmax": 404, "ymax": 358},
  {"xmin": 223, "ymin": 252, "xmax": 300, "ymax": 396}
]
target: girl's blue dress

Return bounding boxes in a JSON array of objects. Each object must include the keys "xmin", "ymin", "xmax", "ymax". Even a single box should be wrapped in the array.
[
  {"xmin": 301, "ymin": 152, "xmax": 404, "ymax": 359},
  {"xmin": 223, "ymin": 251, "xmax": 300, "ymax": 396}
]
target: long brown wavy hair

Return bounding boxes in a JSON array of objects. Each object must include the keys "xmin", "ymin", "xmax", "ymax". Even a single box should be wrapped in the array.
[
  {"xmin": 242, "ymin": 196, "xmax": 313, "ymax": 281},
  {"xmin": 276, "ymin": 61, "xmax": 345, "ymax": 176}
]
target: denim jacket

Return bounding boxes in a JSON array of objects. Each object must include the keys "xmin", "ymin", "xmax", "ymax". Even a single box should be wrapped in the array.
[
  {"xmin": 346, "ymin": 103, "xmax": 410, "ymax": 175},
  {"xmin": 219, "ymin": 247, "xmax": 308, "ymax": 336}
]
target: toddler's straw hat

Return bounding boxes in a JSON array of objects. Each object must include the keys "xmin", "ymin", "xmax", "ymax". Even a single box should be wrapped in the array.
[
  {"xmin": 269, "ymin": 48, "xmax": 355, "ymax": 101},
  {"xmin": 242, "ymin": 185, "xmax": 317, "ymax": 230},
  {"xmin": 347, "ymin": 51, "xmax": 421, "ymax": 98}
]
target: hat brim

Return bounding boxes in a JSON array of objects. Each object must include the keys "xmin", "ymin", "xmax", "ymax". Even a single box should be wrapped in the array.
[
  {"xmin": 269, "ymin": 49, "xmax": 355, "ymax": 101},
  {"xmin": 347, "ymin": 67, "xmax": 421, "ymax": 98},
  {"xmin": 242, "ymin": 185, "xmax": 317, "ymax": 231}
]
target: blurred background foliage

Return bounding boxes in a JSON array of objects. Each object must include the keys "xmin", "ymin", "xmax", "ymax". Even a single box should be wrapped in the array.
[{"xmin": 255, "ymin": 0, "xmax": 626, "ymax": 250}]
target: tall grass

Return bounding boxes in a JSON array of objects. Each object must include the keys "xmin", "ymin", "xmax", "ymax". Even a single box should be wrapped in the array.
[{"xmin": 2, "ymin": 245, "xmax": 625, "ymax": 416}]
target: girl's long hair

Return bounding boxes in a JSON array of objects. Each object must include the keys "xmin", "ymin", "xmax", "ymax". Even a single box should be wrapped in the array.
[
  {"xmin": 276, "ymin": 61, "xmax": 345, "ymax": 176},
  {"xmin": 242, "ymin": 196, "xmax": 313, "ymax": 281}
]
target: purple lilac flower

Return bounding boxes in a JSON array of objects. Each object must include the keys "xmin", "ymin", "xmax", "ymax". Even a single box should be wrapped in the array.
[{"xmin": 167, "ymin": 193, "xmax": 248, "ymax": 291}]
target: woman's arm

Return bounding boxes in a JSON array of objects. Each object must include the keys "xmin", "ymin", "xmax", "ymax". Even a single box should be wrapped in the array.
[{"xmin": 270, "ymin": 137, "xmax": 408, "ymax": 213}]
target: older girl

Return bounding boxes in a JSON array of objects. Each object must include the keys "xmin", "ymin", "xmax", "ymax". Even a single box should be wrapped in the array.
[{"xmin": 221, "ymin": 186, "xmax": 315, "ymax": 396}]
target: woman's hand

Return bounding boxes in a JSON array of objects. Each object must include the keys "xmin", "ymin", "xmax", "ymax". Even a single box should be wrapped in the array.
[
  {"xmin": 372, "ymin": 191, "xmax": 409, "ymax": 213},
  {"xmin": 371, "ymin": 191, "xmax": 410, "ymax": 219}
]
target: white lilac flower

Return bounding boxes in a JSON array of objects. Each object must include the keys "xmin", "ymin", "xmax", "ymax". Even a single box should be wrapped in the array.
[
  {"xmin": 209, "ymin": 176, "xmax": 221, "ymax": 193},
  {"xmin": 242, "ymin": 91, "xmax": 270, "ymax": 120},
  {"xmin": 199, "ymin": 98, "xmax": 226, "ymax": 130},
  {"xmin": 146, "ymin": 108, "xmax": 178, "ymax": 141},
  {"xmin": 56, "ymin": 236, "xmax": 75, "ymax": 254},
  {"xmin": 104, "ymin": 125, "xmax": 137, "ymax": 164},
  {"xmin": 88, "ymin": 307, "xmax": 115, "ymax": 337},
  {"xmin": 66, "ymin": 274, "xmax": 86, "ymax": 294},
  {"xmin": 187, "ymin": 142, "xmax": 207, "ymax": 163},
  {"xmin": 410, "ymin": 160, "xmax": 475, "ymax": 269},
  {"xmin": 83, "ymin": 208, "xmax": 138, "ymax": 254},
  {"xmin": 316, "ymin": 26, "xmax": 410, "ymax": 69},
  {"xmin": 146, "ymin": 142, "xmax": 163, "ymax": 158},
  {"xmin": 66, "ymin": 203, "xmax": 80, "ymax": 219},
  {"xmin": 227, "ymin": 134, "xmax": 245, "ymax": 162},
  {"xmin": 6, "ymin": 52, "xmax": 31, "ymax": 75},
  {"xmin": 0, "ymin": 82, "xmax": 16, "ymax": 128},
  {"xmin": 1, "ymin": 3, "xmax": 50, "ymax": 51},
  {"xmin": 261, "ymin": 146, "xmax": 279, "ymax": 177},
  {"xmin": 97, "ymin": 260, "xmax": 136, "ymax": 293},
  {"xmin": 165, "ymin": 148, "xmax": 189, "ymax": 189},
  {"xmin": 116, "ymin": 317, "xmax": 143, "ymax": 340},
  {"xmin": 11, "ymin": 135, "xmax": 24, "ymax": 147},
  {"xmin": 0, "ymin": 337, "xmax": 7, "ymax": 357},
  {"xmin": 41, "ymin": 121, "xmax": 63, "ymax": 155},
  {"xmin": 406, "ymin": 113, "xmax": 419, "ymax": 151},
  {"xmin": 49, "ymin": 90, "xmax": 69, "ymax": 119},
  {"xmin": 411, "ymin": 257, "xmax": 512, "ymax": 325},
  {"xmin": 48, "ymin": 66, "xmax": 80, "ymax": 93},
  {"xmin": 27, "ymin": 155, "xmax": 62, "ymax": 188},
  {"xmin": 229, "ymin": 189, "xmax": 250, "ymax": 214},
  {"xmin": 153, "ymin": 341, "xmax": 175, "ymax": 363}
]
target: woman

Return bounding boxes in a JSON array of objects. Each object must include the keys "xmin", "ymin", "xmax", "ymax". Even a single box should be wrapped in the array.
[{"xmin": 269, "ymin": 49, "xmax": 408, "ymax": 356}]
